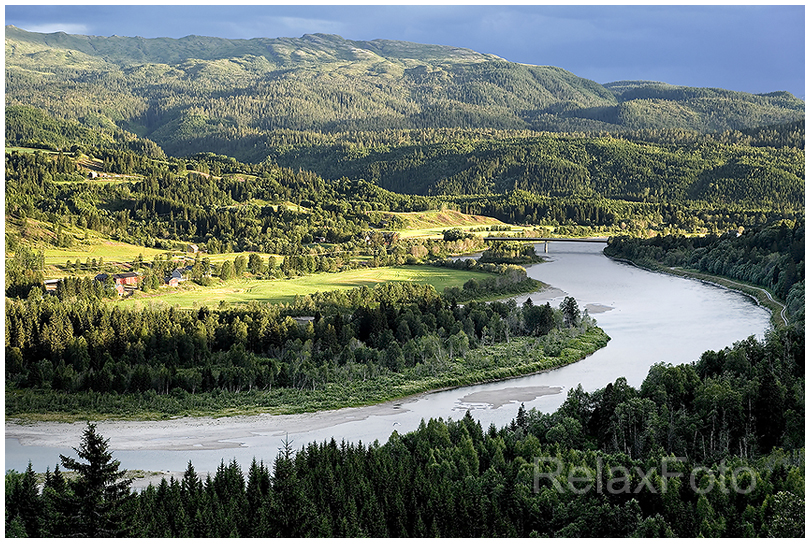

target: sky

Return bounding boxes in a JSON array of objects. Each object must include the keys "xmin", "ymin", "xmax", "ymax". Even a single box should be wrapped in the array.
[{"xmin": 4, "ymin": 4, "xmax": 806, "ymax": 98}]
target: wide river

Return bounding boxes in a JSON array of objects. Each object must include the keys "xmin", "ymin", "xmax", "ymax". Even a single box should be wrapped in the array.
[{"xmin": 6, "ymin": 243, "xmax": 771, "ymax": 477}]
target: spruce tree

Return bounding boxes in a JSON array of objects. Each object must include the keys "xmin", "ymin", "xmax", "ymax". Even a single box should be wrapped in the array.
[
  {"xmin": 41, "ymin": 464, "xmax": 69, "ymax": 537},
  {"xmin": 59, "ymin": 423, "xmax": 134, "ymax": 537}
]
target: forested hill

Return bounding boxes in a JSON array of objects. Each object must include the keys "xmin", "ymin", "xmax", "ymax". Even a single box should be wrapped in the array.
[
  {"xmin": 5, "ymin": 26, "xmax": 804, "ymax": 161},
  {"xmin": 263, "ymin": 122, "xmax": 805, "ymax": 208}
]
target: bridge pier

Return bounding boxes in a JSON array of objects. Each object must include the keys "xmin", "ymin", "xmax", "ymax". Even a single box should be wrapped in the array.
[{"xmin": 544, "ymin": 241, "xmax": 548, "ymax": 253}]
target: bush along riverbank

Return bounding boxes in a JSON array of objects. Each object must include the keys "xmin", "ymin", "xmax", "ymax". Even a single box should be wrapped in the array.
[
  {"xmin": 430, "ymin": 258, "xmax": 547, "ymax": 302},
  {"xmin": 6, "ymin": 326, "xmax": 609, "ymax": 422}
]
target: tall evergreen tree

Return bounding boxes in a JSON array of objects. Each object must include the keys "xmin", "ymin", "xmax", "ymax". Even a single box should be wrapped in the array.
[
  {"xmin": 59, "ymin": 423, "xmax": 134, "ymax": 537},
  {"xmin": 40, "ymin": 464, "xmax": 69, "ymax": 538},
  {"xmin": 560, "ymin": 296, "xmax": 581, "ymax": 328}
]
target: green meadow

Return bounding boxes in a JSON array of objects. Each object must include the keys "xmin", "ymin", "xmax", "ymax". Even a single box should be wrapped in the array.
[
  {"xmin": 119, "ymin": 265, "xmax": 496, "ymax": 309},
  {"xmin": 42, "ymin": 241, "xmax": 168, "ymax": 269},
  {"xmin": 390, "ymin": 209, "xmax": 516, "ymax": 239},
  {"xmin": 5, "ymin": 146, "xmax": 66, "ymax": 154},
  {"xmin": 396, "ymin": 224, "xmax": 522, "ymax": 239}
]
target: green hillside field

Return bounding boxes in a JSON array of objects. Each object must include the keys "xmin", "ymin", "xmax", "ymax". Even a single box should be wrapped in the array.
[{"xmin": 117, "ymin": 265, "xmax": 503, "ymax": 309}]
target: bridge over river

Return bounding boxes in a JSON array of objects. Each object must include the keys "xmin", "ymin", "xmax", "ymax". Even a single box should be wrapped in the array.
[{"xmin": 484, "ymin": 236, "xmax": 609, "ymax": 252}]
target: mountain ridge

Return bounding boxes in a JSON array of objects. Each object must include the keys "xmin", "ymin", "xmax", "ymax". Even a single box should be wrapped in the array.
[
  {"xmin": 5, "ymin": 26, "xmax": 804, "ymax": 160},
  {"xmin": 5, "ymin": 26, "xmax": 502, "ymax": 66}
]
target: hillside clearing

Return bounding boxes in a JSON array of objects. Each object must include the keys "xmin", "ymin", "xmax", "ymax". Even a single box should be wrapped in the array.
[{"xmin": 388, "ymin": 209, "xmax": 520, "ymax": 239}]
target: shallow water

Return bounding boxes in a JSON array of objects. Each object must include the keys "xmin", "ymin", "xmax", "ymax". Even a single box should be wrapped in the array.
[{"xmin": 6, "ymin": 243, "xmax": 771, "ymax": 474}]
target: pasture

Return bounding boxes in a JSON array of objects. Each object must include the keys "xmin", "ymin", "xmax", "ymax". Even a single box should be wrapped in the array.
[
  {"xmin": 119, "ymin": 265, "xmax": 494, "ymax": 309},
  {"xmin": 5, "ymin": 147, "xmax": 65, "ymax": 155},
  {"xmin": 41, "ymin": 238, "xmax": 173, "ymax": 269},
  {"xmin": 6, "ymin": 218, "xmax": 169, "ymax": 272}
]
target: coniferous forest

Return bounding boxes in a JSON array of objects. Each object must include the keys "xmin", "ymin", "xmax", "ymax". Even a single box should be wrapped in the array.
[{"xmin": 4, "ymin": 26, "xmax": 805, "ymax": 538}]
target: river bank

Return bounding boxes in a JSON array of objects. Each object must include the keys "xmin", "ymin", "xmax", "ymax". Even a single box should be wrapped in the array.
[
  {"xmin": 8, "ymin": 369, "xmax": 568, "ymax": 489},
  {"xmin": 6, "ymin": 323, "xmax": 609, "ymax": 423},
  {"xmin": 605, "ymin": 256, "xmax": 787, "ymax": 326},
  {"xmin": 12, "ymin": 380, "xmax": 569, "ymax": 489},
  {"xmin": 8, "ymin": 382, "xmax": 569, "ymax": 451}
]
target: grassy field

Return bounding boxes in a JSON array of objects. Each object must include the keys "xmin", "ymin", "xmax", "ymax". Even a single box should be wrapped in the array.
[
  {"xmin": 390, "ymin": 209, "xmax": 519, "ymax": 239},
  {"xmin": 119, "ymin": 265, "xmax": 496, "ymax": 309},
  {"xmin": 392, "ymin": 209, "xmax": 502, "ymax": 229},
  {"xmin": 54, "ymin": 179, "xmax": 140, "ymax": 186},
  {"xmin": 198, "ymin": 251, "xmax": 279, "ymax": 264},
  {"xmin": 42, "ymin": 240, "xmax": 170, "ymax": 268},
  {"xmin": 7, "ymin": 217, "xmax": 186, "ymax": 273},
  {"xmin": 5, "ymin": 146, "xmax": 65, "ymax": 154}
]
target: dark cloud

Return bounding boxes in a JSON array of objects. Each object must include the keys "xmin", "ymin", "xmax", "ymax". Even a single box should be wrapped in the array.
[{"xmin": 5, "ymin": 5, "xmax": 804, "ymax": 97}]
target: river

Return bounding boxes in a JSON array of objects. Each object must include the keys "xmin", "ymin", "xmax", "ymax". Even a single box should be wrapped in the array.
[{"xmin": 5, "ymin": 243, "xmax": 771, "ymax": 477}]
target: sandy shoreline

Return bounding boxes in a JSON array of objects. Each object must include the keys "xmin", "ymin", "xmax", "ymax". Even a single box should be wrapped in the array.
[
  {"xmin": 8, "ymin": 382, "xmax": 564, "ymax": 489},
  {"xmin": 6, "ymin": 379, "xmax": 567, "ymax": 453},
  {"xmin": 584, "ymin": 303, "xmax": 613, "ymax": 314},
  {"xmin": 459, "ymin": 385, "xmax": 562, "ymax": 409},
  {"xmin": 8, "ymin": 397, "xmax": 423, "ymax": 489},
  {"xmin": 6, "ymin": 396, "xmax": 419, "ymax": 452},
  {"xmin": 522, "ymin": 286, "xmax": 567, "ymax": 301},
  {"xmin": 120, "ymin": 387, "xmax": 565, "ymax": 487}
]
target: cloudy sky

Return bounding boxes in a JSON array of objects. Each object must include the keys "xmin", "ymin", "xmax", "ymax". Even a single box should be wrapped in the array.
[{"xmin": 4, "ymin": 4, "xmax": 805, "ymax": 97}]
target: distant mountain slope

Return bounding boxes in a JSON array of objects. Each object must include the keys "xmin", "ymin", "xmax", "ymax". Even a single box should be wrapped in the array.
[
  {"xmin": 5, "ymin": 104, "xmax": 165, "ymax": 157},
  {"xmin": 5, "ymin": 26, "xmax": 804, "ymax": 161},
  {"xmin": 5, "ymin": 26, "xmax": 502, "ymax": 66},
  {"xmin": 599, "ymin": 80, "xmax": 805, "ymax": 132},
  {"xmin": 263, "ymin": 121, "xmax": 805, "ymax": 210}
]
